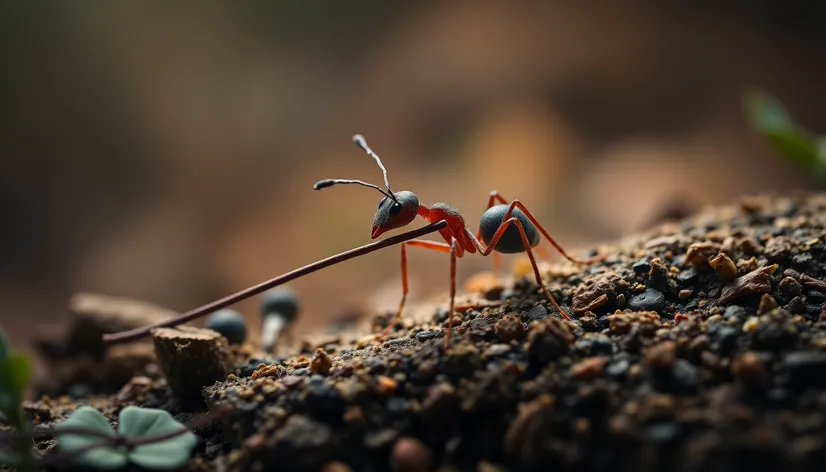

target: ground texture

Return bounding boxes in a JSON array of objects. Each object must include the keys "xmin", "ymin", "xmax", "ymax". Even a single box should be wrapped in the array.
[{"xmin": 11, "ymin": 191, "xmax": 826, "ymax": 472}]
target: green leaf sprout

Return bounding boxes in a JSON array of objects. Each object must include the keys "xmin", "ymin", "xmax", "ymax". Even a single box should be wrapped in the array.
[
  {"xmin": 55, "ymin": 406, "xmax": 198, "ymax": 470},
  {"xmin": 744, "ymin": 89, "xmax": 826, "ymax": 185}
]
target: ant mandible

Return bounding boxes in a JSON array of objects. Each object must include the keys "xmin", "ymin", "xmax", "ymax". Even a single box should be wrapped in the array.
[
  {"xmin": 102, "ymin": 134, "xmax": 601, "ymax": 348},
  {"xmin": 314, "ymin": 134, "xmax": 602, "ymax": 348}
]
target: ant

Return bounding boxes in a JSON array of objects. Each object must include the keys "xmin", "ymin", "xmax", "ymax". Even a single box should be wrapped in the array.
[
  {"xmin": 102, "ymin": 135, "xmax": 600, "ymax": 349},
  {"xmin": 314, "ymin": 135, "xmax": 602, "ymax": 348}
]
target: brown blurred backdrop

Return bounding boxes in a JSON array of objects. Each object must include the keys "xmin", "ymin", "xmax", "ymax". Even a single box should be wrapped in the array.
[{"xmin": 2, "ymin": 2, "xmax": 826, "ymax": 350}]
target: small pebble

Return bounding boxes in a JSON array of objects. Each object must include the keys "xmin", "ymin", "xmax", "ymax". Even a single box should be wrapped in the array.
[
  {"xmin": 627, "ymin": 288, "xmax": 666, "ymax": 313},
  {"xmin": 495, "ymin": 314, "xmax": 525, "ymax": 342},
  {"xmin": 310, "ymin": 348, "xmax": 333, "ymax": 376},
  {"xmin": 524, "ymin": 304, "xmax": 549, "ymax": 322},
  {"xmin": 415, "ymin": 330, "xmax": 440, "ymax": 342},
  {"xmin": 391, "ymin": 437, "xmax": 432, "ymax": 472},
  {"xmin": 633, "ymin": 258, "xmax": 651, "ymax": 275},
  {"xmin": 709, "ymin": 253, "xmax": 738, "ymax": 281}
]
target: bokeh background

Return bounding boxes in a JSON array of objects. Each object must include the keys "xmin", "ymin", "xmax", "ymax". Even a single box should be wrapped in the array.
[{"xmin": 3, "ymin": 2, "xmax": 826, "ymax": 350}]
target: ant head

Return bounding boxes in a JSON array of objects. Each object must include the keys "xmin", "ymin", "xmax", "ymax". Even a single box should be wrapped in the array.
[
  {"xmin": 372, "ymin": 190, "xmax": 419, "ymax": 238},
  {"xmin": 313, "ymin": 134, "xmax": 420, "ymax": 239}
]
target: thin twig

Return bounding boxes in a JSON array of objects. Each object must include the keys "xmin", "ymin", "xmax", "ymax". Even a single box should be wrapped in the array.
[{"xmin": 102, "ymin": 220, "xmax": 449, "ymax": 345}]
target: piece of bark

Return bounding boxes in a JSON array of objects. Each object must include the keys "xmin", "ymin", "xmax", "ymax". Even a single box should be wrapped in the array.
[
  {"xmin": 151, "ymin": 326, "xmax": 233, "ymax": 407},
  {"xmin": 35, "ymin": 293, "xmax": 179, "ymax": 361}
]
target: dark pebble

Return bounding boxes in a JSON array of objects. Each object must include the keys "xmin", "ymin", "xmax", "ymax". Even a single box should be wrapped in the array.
[
  {"xmin": 713, "ymin": 325, "xmax": 739, "ymax": 356},
  {"xmin": 807, "ymin": 290, "xmax": 826, "ymax": 307},
  {"xmin": 575, "ymin": 334, "xmax": 614, "ymax": 356},
  {"xmin": 364, "ymin": 428, "xmax": 398, "ymax": 450},
  {"xmin": 627, "ymin": 288, "xmax": 666, "ymax": 312},
  {"xmin": 66, "ymin": 383, "xmax": 94, "ymax": 399},
  {"xmin": 633, "ymin": 258, "xmax": 651, "ymax": 275},
  {"xmin": 465, "ymin": 316, "xmax": 495, "ymax": 338},
  {"xmin": 784, "ymin": 352, "xmax": 826, "ymax": 388},
  {"xmin": 433, "ymin": 307, "xmax": 450, "ymax": 323},
  {"xmin": 792, "ymin": 253, "xmax": 813, "ymax": 270},
  {"xmin": 416, "ymin": 330, "xmax": 440, "ymax": 342},
  {"xmin": 646, "ymin": 422, "xmax": 681, "ymax": 444},
  {"xmin": 386, "ymin": 397, "xmax": 408, "ymax": 416},
  {"xmin": 671, "ymin": 254, "xmax": 686, "ymax": 267},
  {"xmin": 523, "ymin": 304, "xmax": 549, "ymax": 322},
  {"xmin": 723, "ymin": 305, "xmax": 746, "ymax": 320},
  {"xmin": 673, "ymin": 359, "xmax": 700, "ymax": 390},
  {"xmin": 605, "ymin": 359, "xmax": 630, "ymax": 378},
  {"xmin": 306, "ymin": 378, "xmax": 345, "ymax": 422},
  {"xmin": 294, "ymin": 368, "xmax": 311, "ymax": 376},
  {"xmin": 676, "ymin": 268, "xmax": 698, "ymax": 286}
]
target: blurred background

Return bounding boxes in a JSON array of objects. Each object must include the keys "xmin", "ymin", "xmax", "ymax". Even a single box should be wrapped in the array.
[{"xmin": 2, "ymin": 2, "xmax": 826, "ymax": 350}]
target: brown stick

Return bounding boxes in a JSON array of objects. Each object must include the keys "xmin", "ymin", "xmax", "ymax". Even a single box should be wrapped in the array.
[{"xmin": 102, "ymin": 220, "xmax": 449, "ymax": 345}]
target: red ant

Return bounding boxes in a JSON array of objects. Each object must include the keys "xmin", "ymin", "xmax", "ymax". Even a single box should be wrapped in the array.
[
  {"xmin": 314, "ymin": 135, "xmax": 601, "ymax": 348},
  {"xmin": 102, "ymin": 135, "xmax": 600, "ymax": 348}
]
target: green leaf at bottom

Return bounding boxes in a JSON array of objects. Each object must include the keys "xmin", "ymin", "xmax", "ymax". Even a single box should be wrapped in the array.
[
  {"xmin": 119, "ymin": 407, "xmax": 197, "ymax": 470},
  {"xmin": 55, "ymin": 406, "xmax": 126, "ymax": 470}
]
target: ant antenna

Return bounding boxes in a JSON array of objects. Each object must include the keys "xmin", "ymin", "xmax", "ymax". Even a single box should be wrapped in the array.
[
  {"xmin": 352, "ymin": 134, "xmax": 399, "ymax": 203},
  {"xmin": 312, "ymin": 134, "xmax": 401, "ymax": 204},
  {"xmin": 313, "ymin": 178, "xmax": 395, "ymax": 201}
]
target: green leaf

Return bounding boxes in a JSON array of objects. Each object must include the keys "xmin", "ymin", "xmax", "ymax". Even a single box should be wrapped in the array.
[
  {"xmin": 119, "ymin": 407, "xmax": 197, "ymax": 470},
  {"xmin": 55, "ymin": 406, "xmax": 126, "ymax": 470},
  {"xmin": 744, "ymin": 89, "xmax": 821, "ymax": 170},
  {"xmin": 3, "ymin": 354, "xmax": 31, "ymax": 393},
  {"xmin": 0, "ymin": 327, "xmax": 9, "ymax": 360}
]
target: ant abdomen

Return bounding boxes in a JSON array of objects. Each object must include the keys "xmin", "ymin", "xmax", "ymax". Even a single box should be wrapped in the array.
[{"xmin": 479, "ymin": 204, "xmax": 540, "ymax": 253}]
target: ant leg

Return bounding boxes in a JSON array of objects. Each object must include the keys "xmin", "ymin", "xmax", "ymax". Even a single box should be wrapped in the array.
[
  {"xmin": 474, "ymin": 190, "xmax": 510, "ymax": 241},
  {"xmin": 476, "ymin": 217, "xmax": 572, "ymax": 321},
  {"xmin": 379, "ymin": 239, "xmax": 451, "ymax": 340},
  {"xmin": 505, "ymin": 200, "xmax": 604, "ymax": 265},
  {"xmin": 475, "ymin": 191, "xmax": 508, "ymax": 277},
  {"xmin": 445, "ymin": 239, "xmax": 458, "ymax": 349}
]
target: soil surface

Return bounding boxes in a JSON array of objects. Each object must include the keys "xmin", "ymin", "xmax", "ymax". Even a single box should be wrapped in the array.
[{"xmin": 8, "ymin": 191, "xmax": 826, "ymax": 472}]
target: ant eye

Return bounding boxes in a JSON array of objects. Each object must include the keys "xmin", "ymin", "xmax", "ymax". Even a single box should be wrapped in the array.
[
  {"xmin": 378, "ymin": 197, "xmax": 388, "ymax": 209},
  {"xmin": 389, "ymin": 202, "xmax": 402, "ymax": 216}
]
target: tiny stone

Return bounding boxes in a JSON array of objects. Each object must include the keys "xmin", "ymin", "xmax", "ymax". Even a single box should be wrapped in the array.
[
  {"xmin": 524, "ymin": 304, "xmax": 549, "ymax": 322},
  {"xmin": 778, "ymin": 277, "xmax": 803, "ymax": 302},
  {"xmin": 783, "ymin": 351, "xmax": 826, "ymax": 388},
  {"xmin": 732, "ymin": 351, "xmax": 767, "ymax": 386},
  {"xmin": 495, "ymin": 314, "xmax": 525, "ymax": 342},
  {"xmin": 678, "ymin": 289, "xmax": 694, "ymax": 301},
  {"xmin": 527, "ymin": 318, "xmax": 574, "ymax": 364},
  {"xmin": 627, "ymin": 288, "xmax": 666, "ymax": 313},
  {"xmin": 391, "ymin": 437, "xmax": 432, "ymax": 472},
  {"xmin": 415, "ymin": 330, "xmax": 440, "ymax": 342},
  {"xmin": 310, "ymin": 348, "xmax": 333, "ymax": 376},
  {"xmin": 605, "ymin": 359, "xmax": 630, "ymax": 378},
  {"xmin": 724, "ymin": 305, "xmax": 746, "ymax": 320},
  {"xmin": 757, "ymin": 294, "xmax": 779, "ymax": 315},
  {"xmin": 718, "ymin": 264, "xmax": 777, "ymax": 305},
  {"xmin": 633, "ymin": 258, "xmax": 651, "ymax": 275},
  {"xmin": 709, "ymin": 253, "xmax": 738, "ymax": 281},
  {"xmin": 676, "ymin": 268, "xmax": 698, "ymax": 286},
  {"xmin": 484, "ymin": 344, "xmax": 511, "ymax": 357},
  {"xmin": 644, "ymin": 341, "xmax": 676, "ymax": 368}
]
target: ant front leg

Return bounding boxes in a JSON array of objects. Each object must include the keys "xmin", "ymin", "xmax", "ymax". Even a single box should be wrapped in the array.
[
  {"xmin": 482, "ymin": 217, "xmax": 572, "ymax": 321},
  {"xmin": 378, "ymin": 239, "xmax": 452, "ymax": 341}
]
